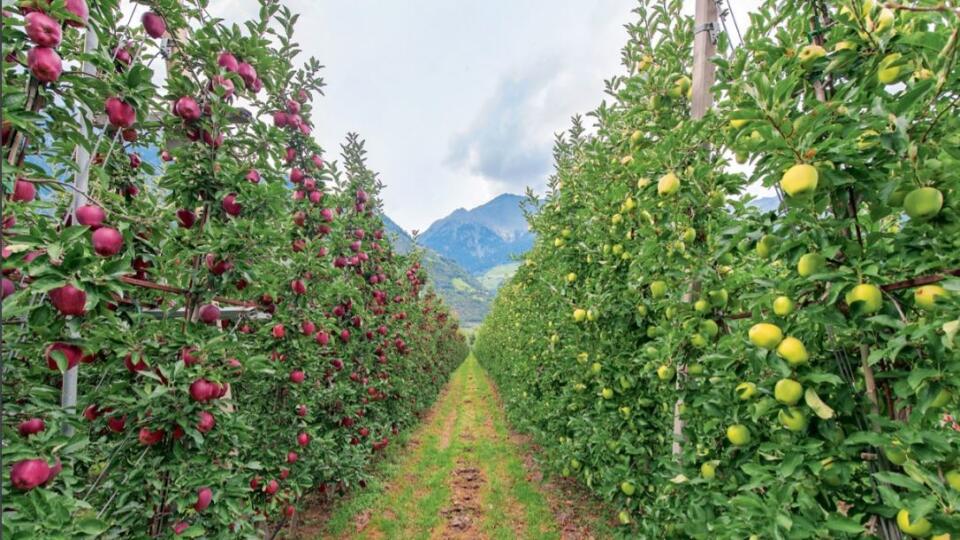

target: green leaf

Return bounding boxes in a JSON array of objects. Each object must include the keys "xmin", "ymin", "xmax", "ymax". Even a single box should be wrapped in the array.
[
  {"xmin": 75, "ymin": 518, "xmax": 109, "ymax": 535},
  {"xmin": 824, "ymin": 515, "xmax": 864, "ymax": 533},
  {"xmin": 804, "ymin": 388, "xmax": 835, "ymax": 419},
  {"xmin": 874, "ymin": 471, "xmax": 924, "ymax": 492}
]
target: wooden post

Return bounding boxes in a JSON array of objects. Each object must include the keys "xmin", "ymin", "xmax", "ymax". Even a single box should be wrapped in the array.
[
  {"xmin": 61, "ymin": 26, "xmax": 100, "ymax": 436},
  {"xmin": 672, "ymin": 0, "xmax": 718, "ymax": 458}
]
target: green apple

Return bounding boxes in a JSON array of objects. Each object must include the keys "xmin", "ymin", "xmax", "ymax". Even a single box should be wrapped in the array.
[
  {"xmin": 778, "ymin": 407, "xmax": 808, "ymax": 431},
  {"xmin": 621, "ymin": 481, "xmax": 635, "ymax": 496},
  {"xmin": 944, "ymin": 469, "xmax": 960, "ymax": 491},
  {"xmin": 797, "ymin": 253, "xmax": 826, "ymax": 277},
  {"xmin": 688, "ymin": 363, "xmax": 704, "ymax": 376},
  {"xmin": 797, "ymin": 44, "xmax": 826, "ymax": 65},
  {"xmin": 846, "ymin": 283, "xmax": 883, "ymax": 313},
  {"xmin": 777, "ymin": 337, "xmax": 810, "ymax": 366},
  {"xmin": 694, "ymin": 299, "xmax": 709, "ymax": 312},
  {"xmin": 700, "ymin": 462, "xmax": 717, "ymax": 480},
  {"xmin": 700, "ymin": 320, "xmax": 719, "ymax": 338},
  {"xmin": 657, "ymin": 172, "xmax": 680, "ymax": 196},
  {"xmin": 773, "ymin": 296, "xmax": 795, "ymax": 316},
  {"xmin": 576, "ymin": 352, "xmax": 588, "ymax": 364},
  {"xmin": 903, "ymin": 187, "xmax": 943, "ymax": 220},
  {"xmin": 884, "ymin": 446, "xmax": 907, "ymax": 465},
  {"xmin": 774, "ymin": 379, "xmax": 803, "ymax": 405},
  {"xmin": 915, "ymin": 285, "xmax": 948, "ymax": 310},
  {"xmin": 780, "ymin": 164, "xmax": 819, "ymax": 196},
  {"xmin": 708, "ymin": 289, "xmax": 729, "ymax": 307},
  {"xmin": 726, "ymin": 424, "xmax": 751, "ymax": 446},
  {"xmin": 618, "ymin": 510, "xmax": 631, "ymax": 525},
  {"xmin": 566, "ymin": 272, "xmax": 577, "ymax": 283},
  {"xmin": 570, "ymin": 458, "xmax": 581, "ymax": 470},
  {"xmin": 573, "ymin": 308, "xmax": 587, "ymax": 322},
  {"xmin": 619, "ymin": 406, "xmax": 631, "ymax": 418},
  {"xmin": 930, "ymin": 388, "xmax": 952, "ymax": 408},
  {"xmin": 690, "ymin": 334, "xmax": 707, "ymax": 348},
  {"xmin": 749, "ymin": 322, "xmax": 784, "ymax": 349},
  {"xmin": 896, "ymin": 509, "xmax": 932, "ymax": 538},
  {"xmin": 736, "ymin": 382, "xmax": 758, "ymax": 400},
  {"xmin": 682, "ymin": 227, "xmax": 696, "ymax": 243},
  {"xmin": 591, "ymin": 362, "xmax": 602, "ymax": 374},
  {"xmin": 657, "ymin": 365, "xmax": 675, "ymax": 381},
  {"xmin": 756, "ymin": 234, "xmax": 779, "ymax": 258},
  {"xmin": 650, "ymin": 280, "xmax": 668, "ymax": 299},
  {"xmin": 601, "ymin": 388, "xmax": 614, "ymax": 399}
]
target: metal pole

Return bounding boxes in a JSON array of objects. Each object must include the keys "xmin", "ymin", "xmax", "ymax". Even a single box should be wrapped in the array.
[{"xmin": 61, "ymin": 26, "xmax": 100, "ymax": 436}]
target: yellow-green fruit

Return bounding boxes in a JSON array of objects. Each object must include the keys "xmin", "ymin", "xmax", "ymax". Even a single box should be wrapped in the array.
[
  {"xmin": 798, "ymin": 253, "xmax": 826, "ymax": 277},
  {"xmin": 591, "ymin": 362, "xmax": 602, "ymax": 374},
  {"xmin": 657, "ymin": 365, "xmax": 675, "ymax": 381},
  {"xmin": 573, "ymin": 308, "xmax": 587, "ymax": 322},
  {"xmin": 650, "ymin": 280, "xmax": 668, "ymax": 299},
  {"xmin": 709, "ymin": 289, "xmax": 729, "ymax": 307},
  {"xmin": 601, "ymin": 388, "xmax": 614, "ymax": 399},
  {"xmin": 700, "ymin": 319, "xmax": 719, "ymax": 338},
  {"xmin": 658, "ymin": 172, "xmax": 681, "ymax": 196},
  {"xmin": 773, "ymin": 296, "xmax": 795, "ymax": 316},
  {"xmin": 749, "ymin": 322, "xmax": 784, "ymax": 349},
  {"xmin": 621, "ymin": 481, "xmax": 635, "ymax": 496},
  {"xmin": 618, "ymin": 510, "xmax": 631, "ymax": 525},
  {"xmin": 623, "ymin": 196, "xmax": 636, "ymax": 211},
  {"xmin": 611, "ymin": 213, "xmax": 623, "ymax": 225},
  {"xmin": 903, "ymin": 187, "xmax": 943, "ymax": 220},
  {"xmin": 736, "ymin": 382, "xmax": 758, "ymax": 400},
  {"xmin": 688, "ymin": 363, "xmax": 704, "ymax": 376},
  {"xmin": 777, "ymin": 337, "xmax": 810, "ymax": 366},
  {"xmin": 630, "ymin": 130, "xmax": 643, "ymax": 145},
  {"xmin": 620, "ymin": 155, "xmax": 633, "ymax": 166},
  {"xmin": 896, "ymin": 509, "xmax": 932, "ymax": 538},
  {"xmin": 930, "ymin": 389, "xmax": 952, "ymax": 408},
  {"xmin": 700, "ymin": 462, "xmax": 716, "ymax": 480},
  {"xmin": 780, "ymin": 164, "xmax": 819, "ymax": 197},
  {"xmin": 682, "ymin": 227, "xmax": 696, "ymax": 243},
  {"xmin": 779, "ymin": 407, "xmax": 808, "ymax": 431},
  {"xmin": 570, "ymin": 458, "xmax": 581, "ymax": 470},
  {"xmin": 586, "ymin": 308, "xmax": 598, "ymax": 322},
  {"xmin": 690, "ymin": 334, "xmax": 707, "ymax": 348},
  {"xmin": 566, "ymin": 272, "xmax": 577, "ymax": 283},
  {"xmin": 857, "ymin": 129, "xmax": 881, "ymax": 150},
  {"xmin": 915, "ymin": 285, "xmax": 948, "ymax": 310},
  {"xmin": 756, "ymin": 234, "xmax": 778, "ymax": 258},
  {"xmin": 726, "ymin": 424, "xmax": 751, "ymax": 446},
  {"xmin": 576, "ymin": 352, "xmax": 589, "ymax": 364},
  {"xmin": 884, "ymin": 446, "xmax": 907, "ymax": 466},
  {"xmin": 945, "ymin": 469, "xmax": 960, "ymax": 491},
  {"xmin": 774, "ymin": 379, "xmax": 803, "ymax": 405},
  {"xmin": 878, "ymin": 53, "xmax": 902, "ymax": 84},
  {"xmin": 798, "ymin": 44, "xmax": 826, "ymax": 64},
  {"xmin": 561, "ymin": 228, "xmax": 571, "ymax": 238},
  {"xmin": 735, "ymin": 151, "xmax": 748, "ymax": 164},
  {"xmin": 834, "ymin": 40, "xmax": 856, "ymax": 51},
  {"xmin": 619, "ymin": 406, "xmax": 631, "ymax": 418},
  {"xmin": 637, "ymin": 177, "xmax": 651, "ymax": 189},
  {"xmin": 846, "ymin": 284, "xmax": 883, "ymax": 313},
  {"xmin": 694, "ymin": 299, "xmax": 710, "ymax": 312},
  {"xmin": 730, "ymin": 118, "xmax": 748, "ymax": 129},
  {"xmin": 668, "ymin": 75, "xmax": 691, "ymax": 98},
  {"xmin": 873, "ymin": 7, "xmax": 894, "ymax": 33}
]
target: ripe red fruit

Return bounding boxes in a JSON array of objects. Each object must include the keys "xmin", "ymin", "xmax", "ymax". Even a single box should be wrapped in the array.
[
  {"xmin": 312, "ymin": 154, "xmax": 324, "ymax": 169},
  {"xmin": 194, "ymin": 487, "xmax": 213, "ymax": 511},
  {"xmin": 173, "ymin": 522, "xmax": 189, "ymax": 535},
  {"xmin": 297, "ymin": 432, "xmax": 309, "ymax": 447},
  {"xmin": 11, "ymin": 179, "xmax": 36, "ymax": 202},
  {"xmin": 18, "ymin": 418, "xmax": 45, "ymax": 437},
  {"xmin": 83, "ymin": 404, "xmax": 101, "ymax": 421},
  {"xmin": 114, "ymin": 45, "xmax": 132, "ymax": 68},
  {"xmin": 309, "ymin": 191, "xmax": 323, "ymax": 204},
  {"xmin": 91, "ymin": 227, "xmax": 123, "ymax": 256},
  {"xmin": 273, "ymin": 111, "xmax": 289, "ymax": 127},
  {"xmin": 205, "ymin": 254, "xmax": 232, "ymax": 275},
  {"xmin": 290, "ymin": 279, "xmax": 306, "ymax": 295},
  {"xmin": 45, "ymin": 342, "xmax": 83, "ymax": 371},
  {"xmin": 272, "ymin": 324, "xmax": 286, "ymax": 339},
  {"xmin": 25, "ymin": 11, "xmax": 61, "ymax": 47},
  {"xmin": 129, "ymin": 152, "xmax": 141, "ymax": 169},
  {"xmin": 198, "ymin": 304, "xmax": 220, "ymax": 324},
  {"xmin": 190, "ymin": 378, "xmax": 219, "ymax": 402},
  {"xmin": 330, "ymin": 358, "xmax": 344, "ymax": 371},
  {"xmin": 124, "ymin": 353, "xmax": 148, "ymax": 373},
  {"xmin": 64, "ymin": 0, "xmax": 89, "ymax": 27},
  {"xmin": 107, "ymin": 415, "xmax": 126, "ymax": 433},
  {"xmin": 121, "ymin": 128, "xmax": 138, "ymax": 142},
  {"xmin": 48, "ymin": 284, "xmax": 87, "ymax": 316},
  {"xmin": 76, "ymin": 204, "xmax": 105, "ymax": 228},
  {"xmin": 340, "ymin": 329, "xmax": 351, "ymax": 343},
  {"xmin": 221, "ymin": 193, "xmax": 241, "ymax": 216},
  {"xmin": 301, "ymin": 320, "xmax": 316, "ymax": 336},
  {"xmin": 249, "ymin": 476, "xmax": 261, "ymax": 490},
  {"xmin": 180, "ymin": 347, "xmax": 201, "ymax": 366},
  {"xmin": 296, "ymin": 404, "xmax": 307, "ymax": 417},
  {"xmin": 142, "ymin": 12, "xmax": 167, "ymax": 38},
  {"xmin": 173, "ymin": 96, "xmax": 201, "ymax": 121},
  {"xmin": 218, "ymin": 51, "xmax": 239, "ymax": 72},
  {"xmin": 320, "ymin": 208, "xmax": 334, "ymax": 222},
  {"xmin": 27, "ymin": 46, "xmax": 62, "ymax": 82},
  {"xmin": 287, "ymin": 451, "xmax": 298, "ymax": 463},
  {"xmin": 176, "ymin": 209, "xmax": 196, "ymax": 228},
  {"xmin": 138, "ymin": 427, "xmax": 165, "ymax": 446},
  {"xmin": 264, "ymin": 479, "xmax": 279, "ymax": 495},
  {"xmin": 289, "ymin": 370, "xmax": 305, "ymax": 384},
  {"xmin": 286, "ymin": 99, "xmax": 300, "ymax": 114},
  {"xmin": 290, "ymin": 168, "xmax": 305, "ymax": 183},
  {"xmin": 285, "ymin": 505, "xmax": 295, "ymax": 518},
  {"xmin": 245, "ymin": 169, "xmax": 261, "ymax": 183},
  {"xmin": 210, "ymin": 75, "xmax": 235, "ymax": 98},
  {"xmin": 105, "ymin": 97, "xmax": 136, "ymax": 129},
  {"xmin": 197, "ymin": 411, "xmax": 216, "ymax": 433},
  {"xmin": 237, "ymin": 62, "xmax": 257, "ymax": 88},
  {"xmin": 10, "ymin": 459, "xmax": 51, "ymax": 491}
]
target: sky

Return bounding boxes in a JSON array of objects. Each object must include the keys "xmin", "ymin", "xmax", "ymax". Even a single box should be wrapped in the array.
[{"xmin": 205, "ymin": 0, "xmax": 763, "ymax": 233}]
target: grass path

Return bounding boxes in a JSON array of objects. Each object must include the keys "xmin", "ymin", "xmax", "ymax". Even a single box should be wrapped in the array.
[{"xmin": 305, "ymin": 354, "xmax": 609, "ymax": 540}]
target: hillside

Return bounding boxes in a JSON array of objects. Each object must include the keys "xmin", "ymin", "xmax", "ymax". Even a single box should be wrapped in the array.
[
  {"xmin": 419, "ymin": 194, "xmax": 534, "ymax": 274},
  {"xmin": 381, "ymin": 215, "xmax": 493, "ymax": 327}
]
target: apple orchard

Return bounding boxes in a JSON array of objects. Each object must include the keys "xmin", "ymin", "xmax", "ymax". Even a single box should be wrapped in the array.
[
  {"xmin": 2, "ymin": 0, "xmax": 466, "ymax": 537},
  {"xmin": 475, "ymin": 0, "xmax": 960, "ymax": 538}
]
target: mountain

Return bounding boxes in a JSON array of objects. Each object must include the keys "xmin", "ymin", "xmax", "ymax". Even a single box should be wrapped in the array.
[
  {"xmin": 380, "ymin": 215, "xmax": 493, "ymax": 328},
  {"xmin": 418, "ymin": 194, "xmax": 534, "ymax": 274}
]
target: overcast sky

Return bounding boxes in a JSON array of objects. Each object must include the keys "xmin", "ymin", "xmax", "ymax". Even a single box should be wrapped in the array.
[{"xmin": 206, "ymin": 1, "xmax": 762, "ymax": 232}]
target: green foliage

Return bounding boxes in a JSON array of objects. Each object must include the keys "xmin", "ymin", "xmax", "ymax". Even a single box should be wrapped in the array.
[
  {"xmin": 2, "ymin": 1, "xmax": 466, "ymax": 537},
  {"xmin": 476, "ymin": 1, "xmax": 960, "ymax": 538}
]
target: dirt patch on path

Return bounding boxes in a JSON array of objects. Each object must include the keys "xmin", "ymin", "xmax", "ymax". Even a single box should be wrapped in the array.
[{"xmin": 431, "ymin": 460, "xmax": 487, "ymax": 540}]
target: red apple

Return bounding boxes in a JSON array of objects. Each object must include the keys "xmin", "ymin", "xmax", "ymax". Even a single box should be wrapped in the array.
[
  {"xmin": 142, "ymin": 12, "xmax": 166, "ymax": 38},
  {"xmin": 25, "ymin": 11, "xmax": 61, "ymax": 47},
  {"xmin": 49, "ymin": 284, "xmax": 86, "ymax": 316},
  {"xmin": 197, "ymin": 411, "xmax": 216, "ymax": 433},
  {"xmin": 18, "ymin": 418, "xmax": 45, "ymax": 437},
  {"xmin": 290, "ymin": 279, "xmax": 306, "ymax": 295},
  {"xmin": 237, "ymin": 62, "xmax": 257, "ymax": 88},
  {"xmin": 272, "ymin": 324, "xmax": 286, "ymax": 339},
  {"xmin": 173, "ymin": 96, "xmax": 200, "ymax": 121},
  {"xmin": 64, "ymin": 0, "xmax": 89, "ymax": 27},
  {"xmin": 177, "ymin": 209, "xmax": 196, "ymax": 228},
  {"xmin": 75, "ymin": 204, "xmax": 105, "ymax": 228},
  {"xmin": 245, "ymin": 169, "xmax": 261, "ymax": 183},
  {"xmin": 218, "ymin": 52, "xmax": 239, "ymax": 72},
  {"xmin": 10, "ymin": 459, "xmax": 50, "ymax": 491},
  {"xmin": 138, "ymin": 427, "xmax": 165, "ymax": 446},
  {"xmin": 105, "ymin": 97, "xmax": 135, "ymax": 129},
  {"xmin": 287, "ymin": 451, "xmax": 298, "ymax": 464},
  {"xmin": 198, "ymin": 304, "xmax": 220, "ymax": 324},
  {"xmin": 194, "ymin": 487, "xmax": 212, "ymax": 511},
  {"xmin": 221, "ymin": 193, "xmax": 241, "ymax": 216},
  {"xmin": 289, "ymin": 370, "xmax": 304, "ymax": 384},
  {"xmin": 124, "ymin": 353, "xmax": 148, "ymax": 373},
  {"xmin": 297, "ymin": 432, "xmax": 309, "ymax": 447},
  {"xmin": 27, "ymin": 46, "xmax": 62, "ymax": 82},
  {"xmin": 11, "ymin": 179, "xmax": 36, "ymax": 202},
  {"xmin": 45, "ymin": 342, "xmax": 83, "ymax": 370},
  {"xmin": 91, "ymin": 227, "xmax": 123, "ymax": 256}
]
